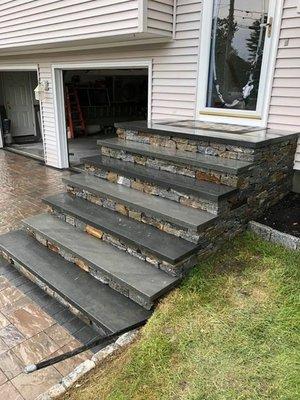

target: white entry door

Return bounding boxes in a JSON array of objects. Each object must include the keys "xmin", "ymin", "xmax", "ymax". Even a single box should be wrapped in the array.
[{"xmin": 2, "ymin": 71, "xmax": 36, "ymax": 137}]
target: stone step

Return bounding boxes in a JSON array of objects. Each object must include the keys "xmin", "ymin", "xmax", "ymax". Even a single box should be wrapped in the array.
[
  {"xmin": 62, "ymin": 174, "xmax": 216, "ymax": 235},
  {"xmin": 43, "ymin": 193, "xmax": 203, "ymax": 272},
  {"xmin": 23, "ymin": 213, "xmax": 179, "ymax": 309},
  {"xmin": 97, "ymin": 137, "xmax": 252, "ymax": 175},
  {"xmin": 0, "ymin": 230, "xmax": 151, "ymax": 334},
  {"xmin": 82, "ymin": 155, "xmax": 238, "ymax": 204}
]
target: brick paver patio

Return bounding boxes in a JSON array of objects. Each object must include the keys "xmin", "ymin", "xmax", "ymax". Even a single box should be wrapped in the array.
[{"xmin": 0, "ymin": 150, "xmax": 100, "ymax": 400}]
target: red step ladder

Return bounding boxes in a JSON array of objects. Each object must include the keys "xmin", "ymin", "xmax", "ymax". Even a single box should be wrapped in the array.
[{"xmin": 65, "ymin": 85, "xmax": 86, "ymax": 139}]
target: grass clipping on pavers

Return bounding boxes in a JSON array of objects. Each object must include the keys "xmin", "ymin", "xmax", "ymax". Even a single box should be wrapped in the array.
[{"xmin": 61, "ymin": 232, "xmax": 299, "ymax": 400}]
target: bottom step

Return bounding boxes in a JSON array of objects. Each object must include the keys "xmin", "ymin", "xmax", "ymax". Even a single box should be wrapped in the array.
[{"xmin": 0, "ymin": 230, "xmax": 151, "ymax": 334}]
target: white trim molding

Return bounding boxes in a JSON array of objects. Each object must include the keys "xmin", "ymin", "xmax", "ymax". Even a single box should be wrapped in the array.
[
  {"xmin": 138, "ymin": 0, "xmax": 148, "ymax": 32},
  {"xmin": 51, "ymin": 59, "xmax": 153, "ymax": 169},
  {"xmin": 0, "ymin": 64, "xmax": 38, "ymax": 71},
  {"xmin": 196, "ymin": 0, "xmax": 284, "ymax": 128}
]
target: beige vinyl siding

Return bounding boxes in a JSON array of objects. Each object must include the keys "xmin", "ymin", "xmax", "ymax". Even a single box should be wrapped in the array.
[
  {"xmin": 147, "ymin": 0, "xmax": 174, "ymax": 36},
  {"xmin": 0, "ymin": 0, "xmax": 201, "ymax": 167},
  {"xmin": 268, "ymin": 0, "xmax": 300, "ymax": 169},
  {"xmin": 0, "ymin": 0, "xmax": 139, "ymax": 49},
  {"xmin": 151, "ymin": 0, "xmax": 201, "ymax": 120}
]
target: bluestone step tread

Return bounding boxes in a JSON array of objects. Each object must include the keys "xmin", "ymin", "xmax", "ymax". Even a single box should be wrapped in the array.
[
  {"xmin": 82, "ymin": 155, "xmax": 237, "ymax": 201},
  {"xmin": 97, "ymin": 137, "xmax": 252, "ymax": 174},
  {"xmin": 24, "ymin": 213, "xmax": 179, "ymax": 301},
  {"xmin": 0, "ymin": 230, "xmax": 151, "ymax": 333},
  {"xmin": 43, "ymin": 193, "xmax": 202, "ymax": 264},
  {"xmin": 62, "ymin": 174, "xmax": 216, "ymax": 230}
]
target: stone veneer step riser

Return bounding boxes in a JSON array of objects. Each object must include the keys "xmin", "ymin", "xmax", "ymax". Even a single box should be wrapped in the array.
[
  {"xmin": 0, "ymin": 231, "xmax": 152, "ymax": 333},
  {"xmin": 116, "ymin": 128, "xmax": 298, "ymax": 163},
  {"xmin": 0, "ymin": 250, "xmax": 104, "ymax": 333},
  {"xmin": 116, "ymin": 128, "xmax": 258, "ymax": 162},
  {"xmin": 46, "ymin": 205, "xmax": 199, "ymax": 277},
  {"xmin": 43, "ymin": 193, "xmax": 202, "ymax": 267},
  {"xmin": 26, "ymin": 228, "xmax": 156, "ymax": 310},
  {"xmin": 100, "ymin": 139, "xmax": 297, "ymax": 192},
  {"xmin": 113, "ymin": 131, "xmax": 298, "ymax": 213},
  {"xmin": 58, "ymin": 188, "xmax": 262, "ymax": 263},
  {"xmin": 62, "ymin": 174, "xmax": 218, "ymax": 235},
  {"xmin": 46, "ymin": 204, "xmax": 256, "ymax": 279},
  {"xmin": 23, "ymin": 214, "xmax": 180, "ymax": 304},
  {"xmin": 66, "ymin": 186, "xmax": 205, "ymax": 244},
  {"xmin": 83, "ymin": 163, "xmax": 234, "ymax": 215},
  {"xmin": 99, "ymin": 145, "xmax": 246, "ymax": 189}
]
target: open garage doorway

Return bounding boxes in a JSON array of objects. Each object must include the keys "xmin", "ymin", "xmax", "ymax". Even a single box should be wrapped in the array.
[
  {"xmin": 0, "ymin": 70, "xmax": 44, "ymax": 161},
  {"xmin": 61, "ymin": 66, "xmax": 149, "ymax": 168}
]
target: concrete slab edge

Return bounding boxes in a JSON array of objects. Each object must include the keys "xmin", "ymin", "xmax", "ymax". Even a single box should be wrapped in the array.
[
  {"xmin": 35, "ymin": 329, "xmax": 139, "ymax": 400},
  {"xmin": 248, "ymin": 221, "xmax": 300, "ymax": 250}
]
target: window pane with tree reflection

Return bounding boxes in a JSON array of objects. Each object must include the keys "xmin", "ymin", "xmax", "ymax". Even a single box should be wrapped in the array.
[{"xmin": 206, "ymin": 0, "xmax": 269, "ymax": 110}]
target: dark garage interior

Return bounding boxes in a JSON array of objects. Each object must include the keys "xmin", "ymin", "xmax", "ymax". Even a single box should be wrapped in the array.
[
  {"xmin": 63, "ymin": 68, "xmax": 148, "ymax": 166},
  {"xmin": 0, "ymin": 68, "xmax": 148, "ymax": 167}
]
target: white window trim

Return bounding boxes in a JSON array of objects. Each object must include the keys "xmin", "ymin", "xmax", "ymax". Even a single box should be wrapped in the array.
[
  {"xmin": 196, "ymin": 0, "xmax": 284, "ymax": 128},
  {"xmin": 52, "ymin": 59, "xmax": 153, "ymax": 169}
]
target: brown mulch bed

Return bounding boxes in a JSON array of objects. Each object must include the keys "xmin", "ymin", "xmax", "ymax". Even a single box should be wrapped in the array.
[{"xmin": 257, "ymin": 192, "xmax": 300, "ymax": 238}]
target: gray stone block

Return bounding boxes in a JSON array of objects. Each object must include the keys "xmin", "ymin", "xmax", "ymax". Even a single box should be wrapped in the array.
[
  {"xmin": 248, "ymin": 221, "xmax": 272, "ymax": 240},
  {"xmin": 91, "ymin": 343, "xmax": 120, "ymax": 364},
  {"xmin": 270, "ymin": 229, "xmax": 300, "ymax": 250},
  {"xmin": 62, "ymin": 360, "xmax": 95, "ymax": 389}
]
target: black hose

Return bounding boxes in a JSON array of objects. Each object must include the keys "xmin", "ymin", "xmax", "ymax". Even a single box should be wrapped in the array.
[{"xmin": 24, "ymin": 319, "xmax": 147, "ymax": 373}]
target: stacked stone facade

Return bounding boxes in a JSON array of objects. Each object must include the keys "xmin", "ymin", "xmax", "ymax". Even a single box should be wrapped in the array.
[{"xmin": 54, "ymin": 126, "xmax": 298, "ymax": 277}]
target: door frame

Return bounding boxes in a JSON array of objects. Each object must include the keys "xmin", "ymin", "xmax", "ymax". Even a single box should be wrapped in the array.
[
  {"xmin": 0, "ymin": 64, "xmax": 42, "ymax": 149},
  {"xmin": 1, "ymin": 71, "xmax": 37, "ymax": 138},
  {"xmin": 196, "ymin": 0, "xmax": 284, "ymax": 127},
  {"xmin": 52, "ymin": 59, "xmax": 152, "ymax": 169}
]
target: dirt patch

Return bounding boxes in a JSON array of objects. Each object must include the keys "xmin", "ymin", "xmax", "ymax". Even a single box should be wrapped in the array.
[{"xmin": 258, "ymin": 192, "xmax": 300, "ymax": 238}]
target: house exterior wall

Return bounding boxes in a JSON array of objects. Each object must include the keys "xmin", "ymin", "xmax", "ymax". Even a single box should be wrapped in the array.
[
  {"xmin": 0, "ymin": 0, "xmax": 299, "ymax": 170},
  {"xmin": 0, "ymin": 0, "xmax": 141, "ymax": 49},
  {"xmin": 267, "ymin": 0, "xmax": 300, "ymax": 169},
  {"xmin": 147, "ymin": 0, "xmax": 174, "ymax": 35},
  {"xmin": 0, "ymin": 0, "xmax": 200, "ymax": 167},
  {"xmin": 0, "ymin": 0, "xmax": 175, "ymax": 51}
]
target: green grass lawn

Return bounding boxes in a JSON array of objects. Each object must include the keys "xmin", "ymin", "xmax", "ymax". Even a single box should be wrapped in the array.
[{"xmin": 61, "ymin": 232, "xmax": 299, "ymax": 400}]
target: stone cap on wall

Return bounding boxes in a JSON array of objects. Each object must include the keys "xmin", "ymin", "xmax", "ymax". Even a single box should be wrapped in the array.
[{"xmin": 115, "ymin": 120, "xmax": 299, "ymax": 149}]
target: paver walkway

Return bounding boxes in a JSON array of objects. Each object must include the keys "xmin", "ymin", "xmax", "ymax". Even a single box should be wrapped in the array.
[{"xmin": 0, "ymin": 150, "xmax": 100, "ymax": 400}]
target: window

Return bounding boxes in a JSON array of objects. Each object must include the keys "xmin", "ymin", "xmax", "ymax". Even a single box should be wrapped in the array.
[{"xmin": 197, "ymin": 0, "xmax": 278, "ymax": 126}]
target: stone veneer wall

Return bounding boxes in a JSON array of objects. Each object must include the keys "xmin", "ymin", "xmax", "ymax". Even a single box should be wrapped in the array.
[
  {"xmin": 83, "ymin": 163, "xmax": 232, "ymax": 215},
  {"xmin": 112, "ymin": 129, "xmax": 296, "ymax": 241},
  {"xmin": 46, "ymin": 206, "xmax": 198, "ymax": 277},
  {"xmin": 115, "ymin": 128, "xmax": 297, "ymax": 217},
  {"xmin": 62, "ymin": 128, "xmax": 297, "ymax": 276}
]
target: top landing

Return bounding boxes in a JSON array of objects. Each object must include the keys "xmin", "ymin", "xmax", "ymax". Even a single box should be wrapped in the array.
[{"xmin": 115, "ymin": 120, "xmax": 299, "ymax": 149}]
